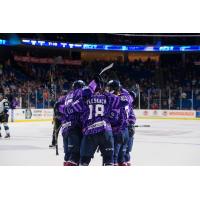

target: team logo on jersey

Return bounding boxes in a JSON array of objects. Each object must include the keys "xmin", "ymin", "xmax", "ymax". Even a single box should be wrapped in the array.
[{"xmin": 120, "ymin": 96, "xmax": 128, "ymax": 101}]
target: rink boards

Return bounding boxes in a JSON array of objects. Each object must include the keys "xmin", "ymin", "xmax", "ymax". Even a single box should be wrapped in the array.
[{"xmin": 7, "ymin": 109, "xmax": 200, "ymax": 122}]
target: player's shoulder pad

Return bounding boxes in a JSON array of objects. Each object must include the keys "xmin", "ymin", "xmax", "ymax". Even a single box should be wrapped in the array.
[
  {"xmin": 73, "ymin": 88, "xmax": 81, "ymax": 98},
  {"xmin": 121, "ymin": 88, "xmax": 129, "ymax": 94},
  {"xmin": 105, "ymin": 91, "xmax": 117, "ymax": 98}
]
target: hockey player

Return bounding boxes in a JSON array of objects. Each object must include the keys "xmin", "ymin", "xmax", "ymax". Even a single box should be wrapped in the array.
[
  {"xmin": 124, "ymin": 90, "xmax": 137, "ymax": 166},
  {"xmin": 59, "ymin": 80, "xmax": 97, "ymax": 166},
  {"xmin": 125, "ymin": 106, "xmax": 136, "ymax": 165},
  {"xmin": 60, "ymin": 80, "xmax": 128, "ymax": 166},
  {"xmin": 0, "ymin": 91, "xmax": 10, "ymax": 138},
  {"xmin": 106, "ymin": 80, "xmax": 134, "ymax": 166},
  {"xmin": 49, "ymin": 95, "xmax": 65, "ymax": 148}
]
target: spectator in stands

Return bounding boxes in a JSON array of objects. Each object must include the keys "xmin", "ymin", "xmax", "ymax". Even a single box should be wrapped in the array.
[{"xmin": 1, "ymin": 52, "xmax": 200, "ymax": 110}]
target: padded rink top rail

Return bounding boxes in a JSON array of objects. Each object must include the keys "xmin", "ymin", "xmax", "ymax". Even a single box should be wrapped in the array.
[{"xmin": 8, "ymin": 109, "xmax": 200, "ymax": 122}]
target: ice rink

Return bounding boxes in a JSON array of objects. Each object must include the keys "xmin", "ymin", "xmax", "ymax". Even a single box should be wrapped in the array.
[{"xmin": 0, "ymin": 119, "xmax": 200, "ymax": 166}]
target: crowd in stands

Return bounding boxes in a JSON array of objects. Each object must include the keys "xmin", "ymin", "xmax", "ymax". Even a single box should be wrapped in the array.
[{"xmin": 1, "ymin": 53, "xmax": 200, "ymax": 110}]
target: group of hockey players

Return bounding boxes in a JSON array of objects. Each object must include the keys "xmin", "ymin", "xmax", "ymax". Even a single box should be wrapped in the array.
[
  {"xmin": 50, "ymin": 75, "xmax": 137, "ymax": 166},
  {"xmin": 0, "ymin": 74, "xmax": 137, "ymax": 166}
]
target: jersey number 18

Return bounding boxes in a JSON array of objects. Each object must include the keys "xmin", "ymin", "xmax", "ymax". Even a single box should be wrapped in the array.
[{"xmin": 88, "ymin": 104, "xmax": 104, "ymax": 120}]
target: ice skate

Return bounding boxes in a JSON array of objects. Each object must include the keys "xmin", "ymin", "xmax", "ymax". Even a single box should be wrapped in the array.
[
  {"xmin": 49, "ymin": 144, "xmax": 56, "ymax": 148},
  {"xmin": 4, "ymin": 133, "xmax": 10, "ymax": 139}
]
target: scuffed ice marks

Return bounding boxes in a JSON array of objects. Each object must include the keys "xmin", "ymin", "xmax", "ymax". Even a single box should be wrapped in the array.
[{"xmin": 0, "ymin": 120, "xmax": 200, "ymax": 166}]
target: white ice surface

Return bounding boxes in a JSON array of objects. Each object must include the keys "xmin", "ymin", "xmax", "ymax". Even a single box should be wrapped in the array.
[{"xmin": 0, "ymin": 119, "xmax": 200, "ymax": 166}]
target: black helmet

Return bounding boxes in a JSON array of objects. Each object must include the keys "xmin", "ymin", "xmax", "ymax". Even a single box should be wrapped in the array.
[
  {"xmin": 107, "ymin": 80, "xmax": 121, "ymax": 92},
  {"xmin": 72, "ymin": 80, "xmax": 86, "ymax": 90}
]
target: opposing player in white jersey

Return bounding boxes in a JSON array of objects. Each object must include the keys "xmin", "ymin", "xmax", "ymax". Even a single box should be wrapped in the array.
[{"xmin": 0, "ymin": 91, "xmax": 10, "ymax": 138}]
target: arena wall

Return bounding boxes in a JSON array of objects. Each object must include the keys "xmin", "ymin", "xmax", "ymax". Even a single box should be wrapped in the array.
[
  {"xmin": 8, "ymin": 109, "xmax": 200, "ymax": 122},
  {"xmin": 136, "ymin": 109, "xmax": 198, "ymax": 119},
  {"xmin": 8, "ymin": 109, "xmax": 53, "ymax": 122}
]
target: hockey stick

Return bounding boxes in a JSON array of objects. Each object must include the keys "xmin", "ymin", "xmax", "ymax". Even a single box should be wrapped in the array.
[
  {"xmin": 96, "ymin": 63, "xmax": 114, "ymax": 89},
  {"xmin": 99, "ymin": 63, "xmax": 114, "ymax": 76},
  {"xmin": 54, "ymin": 124, "xmax": 62, "ymax": 156},
  {"xmin": 49, "ymin": 57, "xmax": 63, "ymax": 156},
  {"xmin": 97, "ymin": 146, "xmax": 100, "ymax": 153},
  {"xmin": 134, "ymin": 125, "xmax": 151, "ymax": 128}
]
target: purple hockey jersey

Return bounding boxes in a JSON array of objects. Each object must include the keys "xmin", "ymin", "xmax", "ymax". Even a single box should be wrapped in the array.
[
  {"xmin": 128, "ymin": 106, "xmax": 136, "ymax": 125},
  {"xmin": 111, "ymin": 88, "xmax": 136, "ymax": 134},
  {"xmin": 63, "ymin": 91, "xmax": 125, "ymax": 135},
  {"xmin": 60, "ymin": 90, "xmax": 81, "ymax": 134},
  {"xmin": 59, "ymin": 80, "xmax": 97, "ymax": 135}
]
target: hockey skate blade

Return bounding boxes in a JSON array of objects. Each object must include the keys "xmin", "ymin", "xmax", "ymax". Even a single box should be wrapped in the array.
[{"xmin": 49, "ymin": 145, "xmax": 56, "ymax": 149}]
